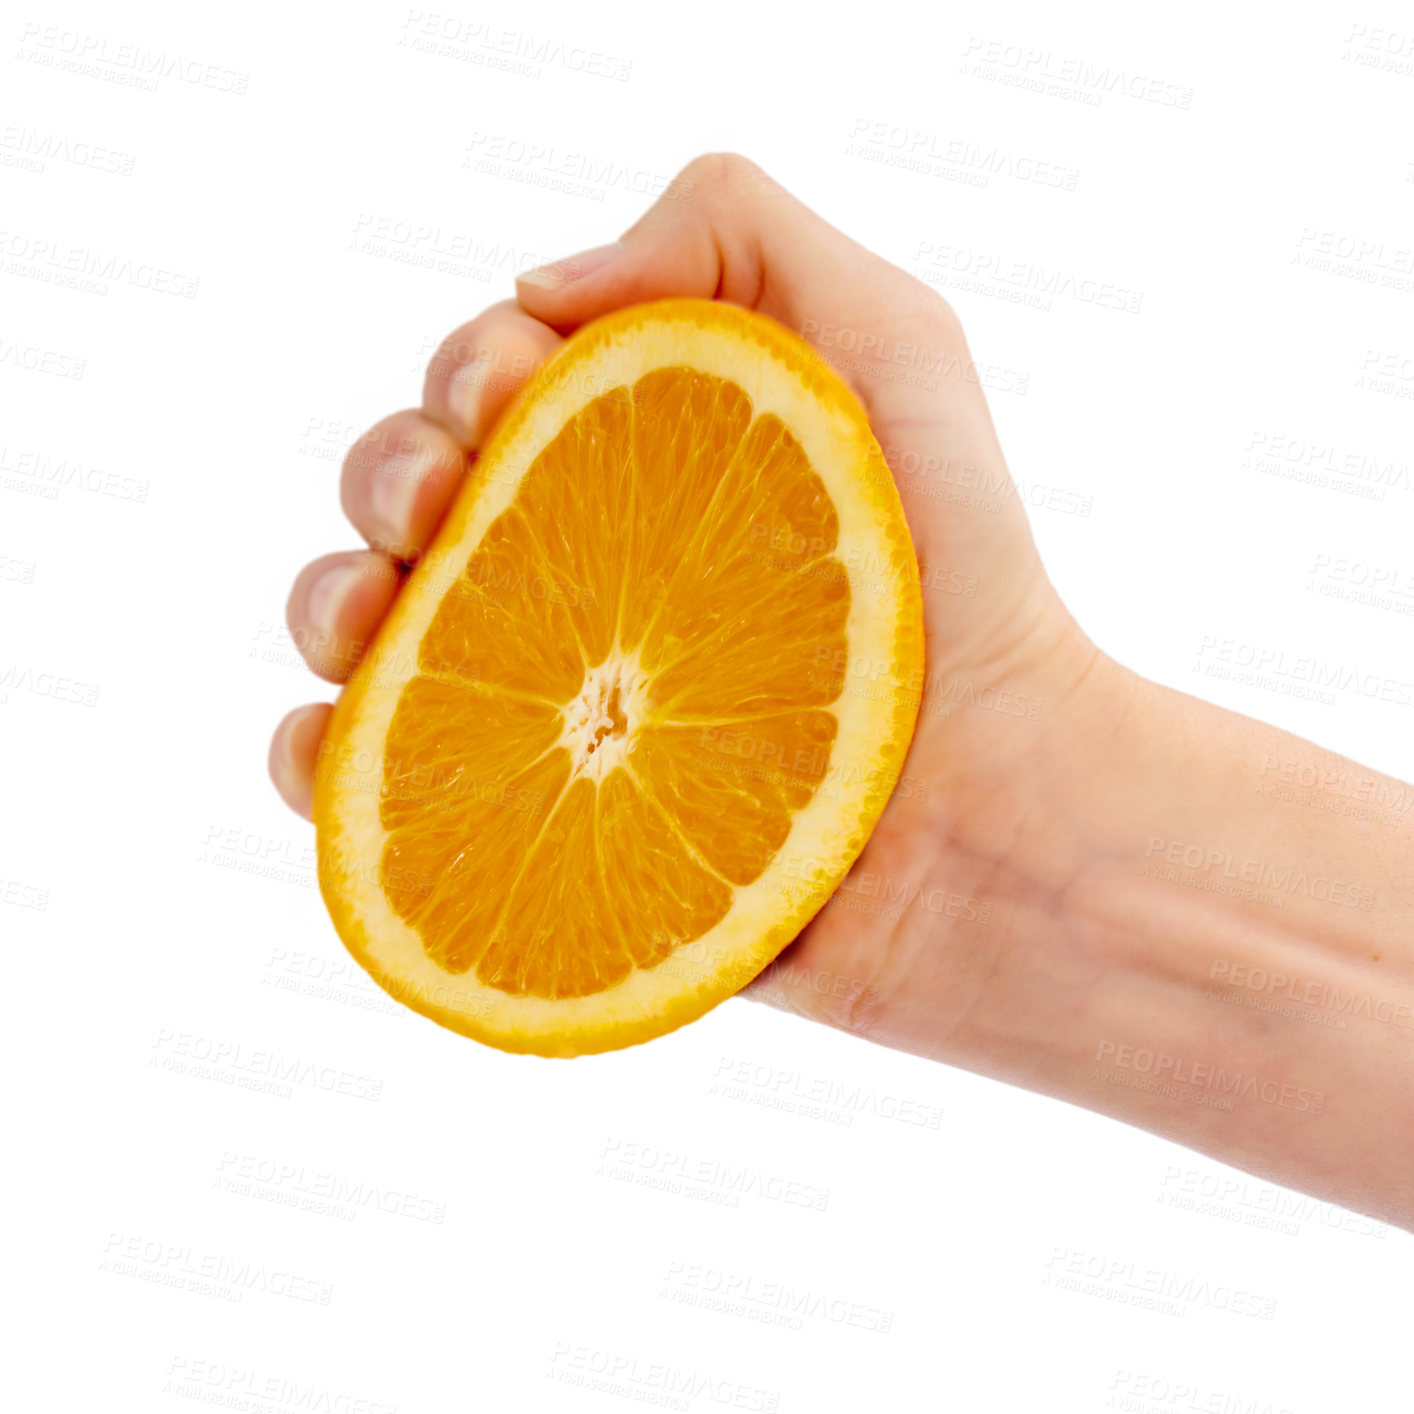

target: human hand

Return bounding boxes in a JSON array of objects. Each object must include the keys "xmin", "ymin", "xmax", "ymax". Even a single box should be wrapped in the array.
[
  {"xmin": 270, "ymin": 151, "xmax": 1107, "ymax": 1049},
  {"xmin": 270, "ymin": 154, "xmax": 1414, "ymax": 1227}
]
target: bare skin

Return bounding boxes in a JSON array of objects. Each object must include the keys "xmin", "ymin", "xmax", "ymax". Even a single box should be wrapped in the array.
[{"xmin": 270, "ymin": 154, "xmax": 1414, "ymax": 1230}]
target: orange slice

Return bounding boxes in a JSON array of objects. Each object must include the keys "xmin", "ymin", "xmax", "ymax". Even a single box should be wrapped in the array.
[{"xmin": 314, "ymin": 298, "xmax": 923, "ymax": 1055}]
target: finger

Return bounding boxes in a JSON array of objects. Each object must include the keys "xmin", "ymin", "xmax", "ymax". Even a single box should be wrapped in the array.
[
  {"xmin": 269, "ymin": 702, "xmax": 333, "ymax": 820},
  {"xmin": 285, "ymin": 550, "xmax": 402, "ymax": 683},
  {"xmin": 515, "ymin": 154, "xmax": 850, "ymax": 325},
  {"xmin": 736, "ymin": 922, "xmax": 868, "ymax": 1032},
  {"xmin": 422, "ymin": 298, "xmax": 565, "ymax": 447},
  {"xmin": 738, "ymin": 955, "xmax": 818, "ymax": 1019},
  {"xmin": 339, "ymin": 409, "xmax": 466, "ymax": 562}
]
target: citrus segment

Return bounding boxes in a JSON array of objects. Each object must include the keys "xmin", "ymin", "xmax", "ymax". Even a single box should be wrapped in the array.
[
  {"xmin": 513, "ymin": 386, "xmax": 635, "ymax": 665},
  {"xmin": 419, "ymin": 508, "xmax": 582, "ymax": 698},
  {"xmin": 640, "ymin": 412, "xmax": 843, "ymax": 674},
  {"xmin": 381, "ymin": 748, "xmax": 570, "ymax": 973},
  {"xmin": 378, "ymin": 678, "xmax": 563, "ymax": 834},
  {"xmin": 619, "ymin": 369, "xmax": 754, "ymax": 651},
  {"xmin": 476, "ymin": 768, "xmax": 735, "ymax": 999},
  {"xmin": 633, "ymin": 713, "xmax": 837, "ymax": 886}
]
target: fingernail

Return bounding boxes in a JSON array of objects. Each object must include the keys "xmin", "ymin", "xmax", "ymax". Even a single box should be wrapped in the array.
[
  {"xmin": 370, "ymin": 446, "xmax": 437, "ymax": 547},
  {"xmin": 518, "ymin": 240, "xmax": 623, "ymax": 291},
  {"xmin": 307, "ymin": 562, "xmax": 360, "ymax": 636},
  {"xmin": 446, "ymin": 363, "xmax": 486, "ymax": 442},
  {"xmin": 270, "ymin": 717, "xmax": 298, "ymax": 794},
  {"xmin": 270, "ymin": 706, "xmax": 323, "ymax": 818}
]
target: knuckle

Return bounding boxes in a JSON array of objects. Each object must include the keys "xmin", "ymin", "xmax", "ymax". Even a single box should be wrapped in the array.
[
  {"xmin": 427, "ymin": 318, "xmax": 482, "ymax": 383},
  {"xmin": 427, "ymin": 300, "xmax": 521, "ymax": 380},
  {"xmin": 338, "ymin": 421, "xmax": 388, "ymax": 517},
  {"xmin": 902, "ymin": 278, "xmax": 967, "ymax": 346},
  {"xmin": 680, "ymin": 151, "xmax": 770, "ymax": 202},
  {"xmin": 285, "ymin": 573, "xmax": 311, "ymax": 639}
]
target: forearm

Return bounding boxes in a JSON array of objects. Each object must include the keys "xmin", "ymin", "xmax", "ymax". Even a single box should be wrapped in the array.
[{"xmin": 894, "ymin": 658, "xmax": 1414, "ymax": 1227}]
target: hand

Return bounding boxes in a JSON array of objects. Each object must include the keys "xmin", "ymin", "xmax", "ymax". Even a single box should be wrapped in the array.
[
  {"xmin": 270, "ymin": 151, "xmax": 1105, "ymax": 1046},
  {"xmin": 270, "ymin": 155, "xmax": 1414, "ymax": 1228}
]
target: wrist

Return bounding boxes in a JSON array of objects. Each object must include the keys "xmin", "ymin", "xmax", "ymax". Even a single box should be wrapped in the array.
[{"xmin": 942, "ymin": 653, "xmax": 1414, "ymax": 1225}]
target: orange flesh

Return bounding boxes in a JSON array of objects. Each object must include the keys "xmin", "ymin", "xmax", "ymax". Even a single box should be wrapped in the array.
[{"xmin": 379, "ymin": 368, "xmax": 850, "ymax": 999}]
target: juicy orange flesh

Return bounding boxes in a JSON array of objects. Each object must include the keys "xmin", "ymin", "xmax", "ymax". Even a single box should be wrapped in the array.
[{"xmin": 380, "ymin": 367, "xmax": 850, "ymax": 999}]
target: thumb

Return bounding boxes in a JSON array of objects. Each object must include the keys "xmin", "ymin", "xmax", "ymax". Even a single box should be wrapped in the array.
[{"xmin": 515, "ymin": 152, "xmax": 988, "ymax": 435}]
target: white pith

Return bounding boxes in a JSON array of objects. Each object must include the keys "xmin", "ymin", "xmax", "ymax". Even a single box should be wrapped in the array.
[{"xmin": 559, "ymin": 651, "xmax": 646, "ymax": 782}]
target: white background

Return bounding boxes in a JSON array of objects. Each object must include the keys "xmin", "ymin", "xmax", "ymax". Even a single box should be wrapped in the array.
[{"xmin": 4, "ymin": 1, "xmax": 1413, "ymax": 1410}]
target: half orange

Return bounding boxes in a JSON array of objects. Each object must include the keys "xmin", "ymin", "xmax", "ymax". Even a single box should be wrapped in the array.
[{"xmin": 314, "ymin": 298, "xmax": 923, "ymax": 1055}]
